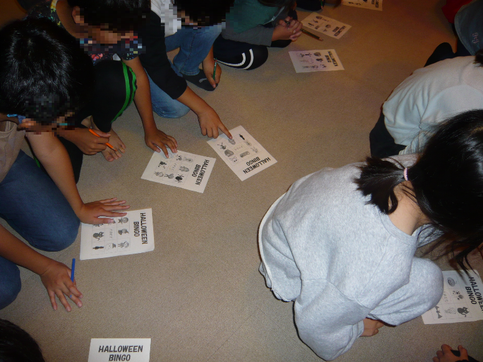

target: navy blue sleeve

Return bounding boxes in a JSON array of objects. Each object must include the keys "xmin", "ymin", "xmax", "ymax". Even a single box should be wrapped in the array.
[{"xmin": 138, "ymin": 11, "xmax": 187, "ymax": 100}]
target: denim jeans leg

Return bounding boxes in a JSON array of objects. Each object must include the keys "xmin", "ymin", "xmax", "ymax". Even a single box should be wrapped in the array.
[
  {"xmin": 0, "ymin": 151, "xmax": 80, "ymax": 252},
  {"xmin": 0, "ymin": 257, "xmax": 21, "ymax": 309},
  {"xmin": 147, "ymin": 73, "xmax": 190, "ymax": 118},
  {"xmin": 165, "ymin": 25, "xmax": 222, "ymax": 76}
]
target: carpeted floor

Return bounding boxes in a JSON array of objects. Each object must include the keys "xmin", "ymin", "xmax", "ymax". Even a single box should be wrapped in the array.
[{"xmin": 0, "ymin": 0, "xmax": 482, "ymax": 361}]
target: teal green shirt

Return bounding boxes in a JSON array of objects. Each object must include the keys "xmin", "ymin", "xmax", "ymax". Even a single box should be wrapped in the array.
[{"xmin": 227, "ymin": 0, "xmax": 282, "ymax": 33}]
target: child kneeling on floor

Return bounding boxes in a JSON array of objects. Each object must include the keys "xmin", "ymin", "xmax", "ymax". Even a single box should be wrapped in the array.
[
  {"xmin": 0, "ymin": 18, "xmax": 129, "ymax": 312},
  {"xmin": 258, "ymin": 109, "xmax": 483, "ymax": 360}
]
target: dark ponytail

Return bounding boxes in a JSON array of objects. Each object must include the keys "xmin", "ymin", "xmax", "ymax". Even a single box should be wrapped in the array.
[
  {"xmin": 356, "ymin": 110, "xmax": 483, "ymax": 270},
  {"xmin": 355, "ymin": 157, "xmax": 407, "ymax": 214}
]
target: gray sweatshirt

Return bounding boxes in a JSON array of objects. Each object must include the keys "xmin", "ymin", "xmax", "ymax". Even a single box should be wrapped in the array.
[{"xmin": 258, "ymin": 156, "xmax": 443, "ymax": 360}]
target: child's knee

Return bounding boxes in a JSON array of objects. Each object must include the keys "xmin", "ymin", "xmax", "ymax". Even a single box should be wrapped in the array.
[
  {"xmin": 0, "ymin": 267, "xmax": 21, "ymax": 310},
  {"xmin": 247, "ymin": 47, "xmax": 269, "ymax": 70},
  {"xmin": 153, "ymin": 102, "xmax": 190, "ymax": 118},
  {"xmin": 32, "ymin": 216, "xmax": 80, "ymax": 252},
  {"xmin": 49, "ymin": 218, "xmax": 80, "ymax": 251},
  {"xmin": 414, "ymin": 259, "xmax": 444, "ymax": 309}
]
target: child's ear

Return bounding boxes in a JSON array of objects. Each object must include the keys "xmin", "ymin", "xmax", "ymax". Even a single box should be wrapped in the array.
[
  {"xmin": 18, "ymin": 118, "xmax": 36, "ymax": 129},
  {"xmin": 72, "ymin": 6, "xmax": 84, "ymax": 25}
]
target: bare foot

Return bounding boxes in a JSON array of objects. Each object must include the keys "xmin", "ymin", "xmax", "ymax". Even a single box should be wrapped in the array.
[
  {"xmin": 100, "ymin": 128, "xmax": 126, "ymax": 162},
  {"xmin": 81, "ymin": 115, "xmax": 93, "ymax": 128},
  {"xmin": 361, "ymin": 318, "xmax": 385, "ymax": 337}
]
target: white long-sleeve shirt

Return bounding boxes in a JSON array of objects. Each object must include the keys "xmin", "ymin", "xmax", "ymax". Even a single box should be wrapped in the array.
[{"xmin": 383, "ymin": 56, "xmax": 483, "ymax": 154}]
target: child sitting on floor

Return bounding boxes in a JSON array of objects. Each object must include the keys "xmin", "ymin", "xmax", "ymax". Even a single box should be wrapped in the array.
[
  {"xmin": 138, "ymin": 0, "xmax": 233, "ymax": 139},
  {"xmin": 259, "ymin": 110, "xmax": 483, "ymax": 360},
  {"xmin": 213, "ymin": 0, "xmax": 302, "ymax": 70}
]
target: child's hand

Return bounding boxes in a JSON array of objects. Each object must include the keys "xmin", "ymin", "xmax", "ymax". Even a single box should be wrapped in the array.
[
  {"xmin": 77, "ymin": 198, "xmax": 130, "ymax": 224},
  {"xmin": 433, "ymin": 345, "xmax": 469, "ymax": 362},
  {"xmin": 202, "ymin": 57, "xmax": 221, "ymax": 89},
  {"xmin": 361, "ymin": 318, "xmax": 385, "ymax": 337},
  {"xmin": 39, "ymin": 259, "xmax": 83, "ymax": 312},
  {"xmin": 59, "ymin": 128, "xmax": 109, "ymax": 155},
  {"xmin": 197, "ymin": 108, "xmax": 232, "ymax": 139},
  {"xmin": 145, "ymin": 129, "xmax": 178, "ymax": 157},
  {"xmin": 273, "ymin": 17, "xmax": 302, "ymax": 41}
]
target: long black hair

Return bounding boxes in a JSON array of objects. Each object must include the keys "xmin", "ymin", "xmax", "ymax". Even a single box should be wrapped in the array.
[
  {"xmin": 0, "ymin": 18, "xmax": 94, "ymax": 123},
  {"xmin": 356, "ymin": 109, "xmax": 483, "ymax": 270}
]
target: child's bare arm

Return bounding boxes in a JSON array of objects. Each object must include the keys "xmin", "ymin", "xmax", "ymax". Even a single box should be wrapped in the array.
[
  {"xmin": 0, "ymin": 224, "xmax": 82, "ymax": 311},
  {"xmin": 202, "ymin": 46, "xmax": 219, "ymax": 89},
  {"xmin": 123, "ymin": 57, "xmax": 178, "ymax": 157},
  {"xmin": 176, "ymin": 87, "xmax": 232, "ymax": 139},
  {"xmin": 26, "ymin": 131, "xmax": 129, "ymax": 224}
]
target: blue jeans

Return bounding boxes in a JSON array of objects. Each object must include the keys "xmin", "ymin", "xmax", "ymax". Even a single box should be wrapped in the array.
[
  {"xmin": 150, "ymin": 25, "xmax": 222, "ymax": 118},
  {"xmin": 0, "ymin": 151, "xmax": 79, "ymax": 309}
]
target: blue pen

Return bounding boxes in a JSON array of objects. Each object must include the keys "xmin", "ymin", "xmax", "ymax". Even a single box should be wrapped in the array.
[
  {"xmin": 71, "ymin": 258, "xmax": 76, "ymax": 282},
  {"xmin": 212, "ymin": 60, "xmax": 218, "ymax": 82}
]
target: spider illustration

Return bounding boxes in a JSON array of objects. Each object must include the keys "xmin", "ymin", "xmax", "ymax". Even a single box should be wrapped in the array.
[{"xmin": 93, "ymin": 232, "xmax": 104, "ymax": 240}]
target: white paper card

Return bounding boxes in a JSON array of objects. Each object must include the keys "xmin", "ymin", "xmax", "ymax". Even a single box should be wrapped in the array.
[
  {"xmin": 422, "ymin": 270, "xmax": 483, "ymax": 324},
  {"xmin": 302, "ymin": 13, "xmax": 351, "ymax": 39},
  {"xmin": 80, "ymin": 209, "xmax": 154, "ymax": 260},
  {"xmin": 141, "ymin": 150, "xmax": 215, "ymax": 193},
  {"xmin": 289, "ymin": 49, "xmax": 344, "ymax": 73},
  {"xmin": 342, "ymin": 0, "xmax": 382, "ymax": 11},
  {"xmin": 88, "ymin": 338, "xmax": 151, "ymax": 362},
  {"xmin": 207, "ymin": 126, "xmax": 277, "ymax": 181}
]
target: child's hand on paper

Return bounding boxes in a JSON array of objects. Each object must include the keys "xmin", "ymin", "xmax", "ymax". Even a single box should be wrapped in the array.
[
  {"xmin": 77, "ymin": 198, "xmax": 130, "ymax": 225},
  {"xmin": 433, "ymin": 345, "xmax": 470, "ymax": 362},
  {"xmin": 145, "ymin": 129, "xmax": 178, "ymax": 157},
  {"xmin": 39, "ymin": 259, "xmax": 83, "ymax": 312},
  {"xmin": 197, "ymin": 108, "xmax": 232, "ymax": 139}
]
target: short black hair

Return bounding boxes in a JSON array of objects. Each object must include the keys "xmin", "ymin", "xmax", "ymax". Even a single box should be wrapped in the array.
[
  {"xmin": 0, "ymin": 319, "xmax": 45, "ymax": 362},
  {"xmin": 0, "ymin": 18, "xmax": 94, "ymax": 123},
  {"xmin": 67, "ymin": 0, "xmax": 150, "ymax": 32},
  {"xmin": 174, "ymin": 0, "xmax": 235, "ymax": 26}
]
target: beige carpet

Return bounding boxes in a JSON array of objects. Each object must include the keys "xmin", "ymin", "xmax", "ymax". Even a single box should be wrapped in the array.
[{"xmin": 0, "ymin": 0, "xmax": 482, "ymax": 361}]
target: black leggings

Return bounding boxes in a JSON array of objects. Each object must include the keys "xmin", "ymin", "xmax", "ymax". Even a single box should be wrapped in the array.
[
  {"xmin": 213, "ymin": 10, "xmax": 296, "ymax": 70},
  {"xmin": 213, "ymin": 37, "xmax": 291, "ymax": 70},
  {"xmin": 60, "ymin": 60, "xmax": 136, "ymax": 182},
  {"xmin": 368, "ymin": 41, "xmax": 472, "ymax": 158},
  {"xmin": 369, "ymin": 111, "xmax": 405, "ymax": 158}
]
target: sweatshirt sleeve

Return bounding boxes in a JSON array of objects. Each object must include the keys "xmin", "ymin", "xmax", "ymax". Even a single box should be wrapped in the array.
[
  {"xmin": 138, "ymin": 11, "xmax": 187, "ymax": 100},
  {"xmin": 294, "ymin": 280, "xmax": 368, "ymax": 361}
]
